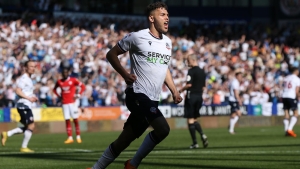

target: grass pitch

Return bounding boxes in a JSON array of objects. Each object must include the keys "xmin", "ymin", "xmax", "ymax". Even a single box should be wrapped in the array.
[{"xmin": 0, "ymin": 126, "xmax": 299, "ymax": 169}]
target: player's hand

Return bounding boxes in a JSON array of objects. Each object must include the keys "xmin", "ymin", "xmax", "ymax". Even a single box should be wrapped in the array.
[
  {"xmin": 239, "ymin": 100, "xmax": 243, "ymax": 106},
  {"xmin": 28, "ymin": 96, "xmax": 38, "ymax": 102},
  {"xmin": 123, "ymin": 73, "xmax": 137, "ymax": 85},
  {"xmin": 173, "ymin": 92, "xmax": 183, "ymax": 104},
  {"xmin": 74, "ymin": 94, "xmax": 81, "ymax": 100}
]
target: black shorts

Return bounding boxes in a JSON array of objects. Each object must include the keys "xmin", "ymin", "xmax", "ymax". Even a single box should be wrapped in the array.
[
  {"xmin": 124, "ymin": 88, "xmax": 163, "ymax": 138},
  {"xmin": 282, "ymin": 98, "xmax": 298, "ymax": 111},
  {"xmin": 17, "ymin": 108, "xmax": 34, "ymax": 125},
  {"xmin": 229, "ymin": 101, "xmax": 240, "ymax": 113},
  {"xmin": 184, "ymin": 94, "xmax": 202, "ymax": 118}
]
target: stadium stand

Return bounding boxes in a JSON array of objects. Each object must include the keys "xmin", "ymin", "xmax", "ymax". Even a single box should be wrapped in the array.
[{"xmin": 0, "ymin": 13, "xmax": 299, "ymax": 108}]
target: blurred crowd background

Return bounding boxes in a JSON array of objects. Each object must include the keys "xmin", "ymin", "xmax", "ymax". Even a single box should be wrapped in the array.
[{"xmin": 1, "ymin": 0, "xmax": 300, "ymax": 108}]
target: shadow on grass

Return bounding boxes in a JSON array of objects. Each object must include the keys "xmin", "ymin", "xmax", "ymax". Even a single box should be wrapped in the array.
[{"xmin": 0, "ymin": 150, "xmax": 297, "ymax": 169}]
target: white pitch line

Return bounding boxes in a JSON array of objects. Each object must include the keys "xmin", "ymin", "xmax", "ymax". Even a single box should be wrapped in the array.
[
  {"xmin": 0, "ymin": 148, "xmax": 94, "ymax": 155},
  {"xmin": 1, "ymin": 149, "xmax": 300, "ymax": 155},
  {"xmin": 123, "ymin": 150, "xmax": 300, "ymax": 154}
]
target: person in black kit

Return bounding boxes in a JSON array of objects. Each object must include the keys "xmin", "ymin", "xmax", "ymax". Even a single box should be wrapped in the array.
[{"xmin": 179, "ymin": 54, "xmax": 208, "ymax": 149}]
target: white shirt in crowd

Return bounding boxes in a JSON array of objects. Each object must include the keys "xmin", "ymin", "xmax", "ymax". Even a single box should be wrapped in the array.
[{"xmin": 282, "ymin": 74, "xmax": 300, "ymax": 99}]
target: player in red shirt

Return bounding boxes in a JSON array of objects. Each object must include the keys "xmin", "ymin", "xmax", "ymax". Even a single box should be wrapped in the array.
[{"xmin": 53, "ymin": 68, "xmax": 86, "ymax": 144}]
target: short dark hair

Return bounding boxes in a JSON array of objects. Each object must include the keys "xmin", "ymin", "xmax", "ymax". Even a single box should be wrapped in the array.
[
  {"xmin": 291, "ymin": 67, "xmax": 299, "ymax": 73},
  {"xmin": 235, "ymin": 72, "xmax": 242, "ymax": 77},
  {"xmin": 24, "ymin": 60, "xmax": 35, "ymax": 67},
  {"xmin": 146, "ymin": 1, "xmax": 168, "ymax": 16}
]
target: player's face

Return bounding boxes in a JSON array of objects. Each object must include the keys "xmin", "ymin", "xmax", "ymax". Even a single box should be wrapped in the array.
[
  {"xmin": 62, "ymin": 69, "xmax": 70, "ymax": 78},
  {"xmin": 152, "ymin": 8, "xmax": 169, "ymax": 34},
  {"xmin": 186, "ymin": 57, "xmax": 192, "ymax": 67},
  {"xmin": 26, "ymin": 61, "xmax": 36, "ymax": 75},
  {"xmin": 237, "ymin": 74, "xmax": 243, "ymax": 82}
]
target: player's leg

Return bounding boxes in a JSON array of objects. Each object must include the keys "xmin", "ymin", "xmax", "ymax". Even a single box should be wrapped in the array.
[
  {"xmin": 183, "ymin": 97, "xmax": 198, "ymax": 148},
  {"xmin": 62, "ymin": 104, "xmax": 73, "ymax": 143},
  {"xmin": 20, "ymin": 109, "xmax": 35, "ymax": 152},
  {"xmin": 92, "ymin": 116, "xmax": 142, "ymax": 169},
  {"xmin": 287, "ymin": 99, "xmax": 298, "ymax": 137},
  {"xmin": 90, "ymin": 88, "xmax": 145, "ymax": 169},
  {"xmin": 229, "ymin": 102, "xmax": 240, "ymax": 134},
  {"xmin": 70, "ymin": 101, "xmax": 81, "ymax": 143},
  {"xmin": 283, "ymin": 98, "xmax": 290, "ymax": 133},
  {"xmin": 2, "ymin": 109, "xmax": 28, "ymax": 146},
  {"xmin": 129, "ymin": 92, "xmax": 170, "ymax": 168},
  {"xmin": 187, "ymin": 118, "xmax": 198, "ymax": 148},
  {"xmin": 129, "ymin": 115, "xmax": 169, "ymax": 168},
  {"xmin": 193, "ymin": 96, "xmax": 208, "ymax": 148}
]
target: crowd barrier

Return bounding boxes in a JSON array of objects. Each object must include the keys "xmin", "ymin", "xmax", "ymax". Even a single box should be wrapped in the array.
[{"xmin": 0, "ymin": 103, "xmax": 295, "ymax": 123}]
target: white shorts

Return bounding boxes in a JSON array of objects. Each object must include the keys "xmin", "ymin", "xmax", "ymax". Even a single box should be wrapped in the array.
[{"xmin": 62, "ymin": 100, "xmax": 79, "ymax": 120}]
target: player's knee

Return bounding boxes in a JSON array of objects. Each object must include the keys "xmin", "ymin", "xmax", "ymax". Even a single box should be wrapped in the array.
[
  {"xmin": 27, "ymin": 123, "xmax": 35, "ymax": 130},
  {"xmin": 155, "ymin": 125, "xmax": 170, "ymax": 140}
]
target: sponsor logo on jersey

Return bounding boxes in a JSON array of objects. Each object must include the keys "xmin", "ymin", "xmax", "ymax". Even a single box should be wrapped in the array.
[
  {"xmin": 68, "ymin": 81, "xmax": 72, "ymax": 85},
  {"xmin": 147, "ymin": 52, "xmax": 171, "ymax": 65},
  {"xmin": 150, "ymin": 107, "xmax": 157, "ymax": 113},
  {"xmin": 148, "ymin": 41, "xmax": 152, "ymax": 46},
  {"xmin": 166, "ymin": 43, "xmax": 170, "ymax": 50},
  {"xmin": 62, "ymin": 86, "xmax": 70, "ymax": 91}
]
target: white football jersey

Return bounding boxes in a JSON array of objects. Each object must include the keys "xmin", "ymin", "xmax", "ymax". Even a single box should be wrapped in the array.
[
  {"xmin": 282, "ymin": 74, "xmax": 300, "ymax": 99},
  {"xmin": 118, "ymin": 29, "xmax": 172, "ymax": 101},
  {"xmin": 229, "ymin": 78, "xmax": 240, "ymax": 102},
  {"xmin": 16, "ymin": 73, "xmax": 35, "ymax": 109}
]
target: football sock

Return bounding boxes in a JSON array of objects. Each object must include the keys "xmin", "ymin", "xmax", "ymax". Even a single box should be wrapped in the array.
[
  {"xmin": 188, "ymin": 123, "xmax": 197, "ymax": 144},
  {"xmin": 92, "ymin": 143, "xmax": 118, "ymax": 169},
  {"xmin": 73, "ymin": 119, "xmax": 80, "ymax": 136},
  {"xmin": 283, "ymin": 118, "xmax": 289, "ymax": 131},
  {"xmin": 194, "ymin": 121, "xmax": 204, "ymax": 136},
  {"xmin": 288, "ymin": 116, "xmax": 298, "ymax": 131},
  {"xmin": 130, "ymin": 131, "xmax": 159, "ymax": 167},
  {"xmin": 229, "ymin": 116, "xmax": 239, "ymax": 133},
  {"xmin": 65, "ymin": 120, "xmax": 72, "ymax": 138},
  {"xmin": 7, "ymin": 127, "xmax": 25, "ymax": 137},
  {"xmin": 21, "ymin": 129, "xmax": 32, "ymax": 148}
]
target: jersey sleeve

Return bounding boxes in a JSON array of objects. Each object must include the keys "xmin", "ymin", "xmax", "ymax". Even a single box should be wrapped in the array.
[
  {"xmin": 186, "ymin": 69, "xmax": 193, "ymax": 84},
  {"xmin": 117, "ymin": 32, "xmax": 136, "ymax": 52},
  {"xmin": 72, "ymin": 78, "xmax": 81, "ymax": 86},
  {"xmin": 16, "ymin": 78, "xmax": 25, "ymax": 89},
  {"xmin": 232, "ymin": 80, "xmax": 239, "ymax": 90}
]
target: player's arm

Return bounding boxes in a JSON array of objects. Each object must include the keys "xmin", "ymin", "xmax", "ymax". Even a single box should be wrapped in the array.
[
  {"xmin": 15, "ymin": 79, "xmax": 37, "ymax": 102},
  {"xmin": 107, "ymin": 36, "xmax": 137, "ymax": 85},
  {"xmin": 164, "ymin": 69, "xmax": 182, "ymax": 104},
  {"xmin": 179, "ymin": 70, "xmax": 192, "ymax": 93},
  {"xmin": 15, "ymin": 87, "xmax": 32, "ymax": 100},
  {"xmin": 74, "ymin": 79, "xmax": 86, "ymax": 96},
  {"xmin": 296, "ymin": 85, "xmax": 300, "ymax": 98},
  {"xmin": 234, "ymin": 89, "xmax": 241, "ymax": 104},
  {"xmin": 52, "ymin": 82, "xmax": 60, "ymax": 97}
]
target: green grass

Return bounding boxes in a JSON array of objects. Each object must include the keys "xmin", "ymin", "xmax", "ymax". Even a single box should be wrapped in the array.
[{"xmin": 0, "ymin": 126, "xmax": 300, "ymax": 169}]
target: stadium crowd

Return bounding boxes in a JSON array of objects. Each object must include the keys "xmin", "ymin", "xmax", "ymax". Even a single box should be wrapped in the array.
[{"xmin": 0, "ymin": 13, "xmax": 299, "ymax": 108}]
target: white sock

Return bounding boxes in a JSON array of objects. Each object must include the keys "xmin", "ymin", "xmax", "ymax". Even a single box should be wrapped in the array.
[
  {"xmin": 229, "ymin": 116, "xmax": 239, "ymax": 133},
  {"xmin": 76, "ymin": 135, "xmax": 81, "ymax": 139},
  {"xmin": 283, "ymin": 119, "xmax": 289, "ymax": 131},
  {"xmin": 22, "ymin": 130, "xmax": 32, "ymax": 148},
  {"xmin": 288, "ymin": 116, "xmax": 298, "ymax": 131},
  {"xmin": 68, "ymin": 136, "xmax": 73, "ymax": 140},
  {"xmin": 7, "ymin": 127, "xmax": 24, "ymax": 137}
]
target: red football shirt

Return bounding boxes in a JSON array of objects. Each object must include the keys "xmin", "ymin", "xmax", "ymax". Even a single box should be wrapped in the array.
[{"xmin": 53, "ymin": 77, "xmax": 85, "ymax": 104}]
